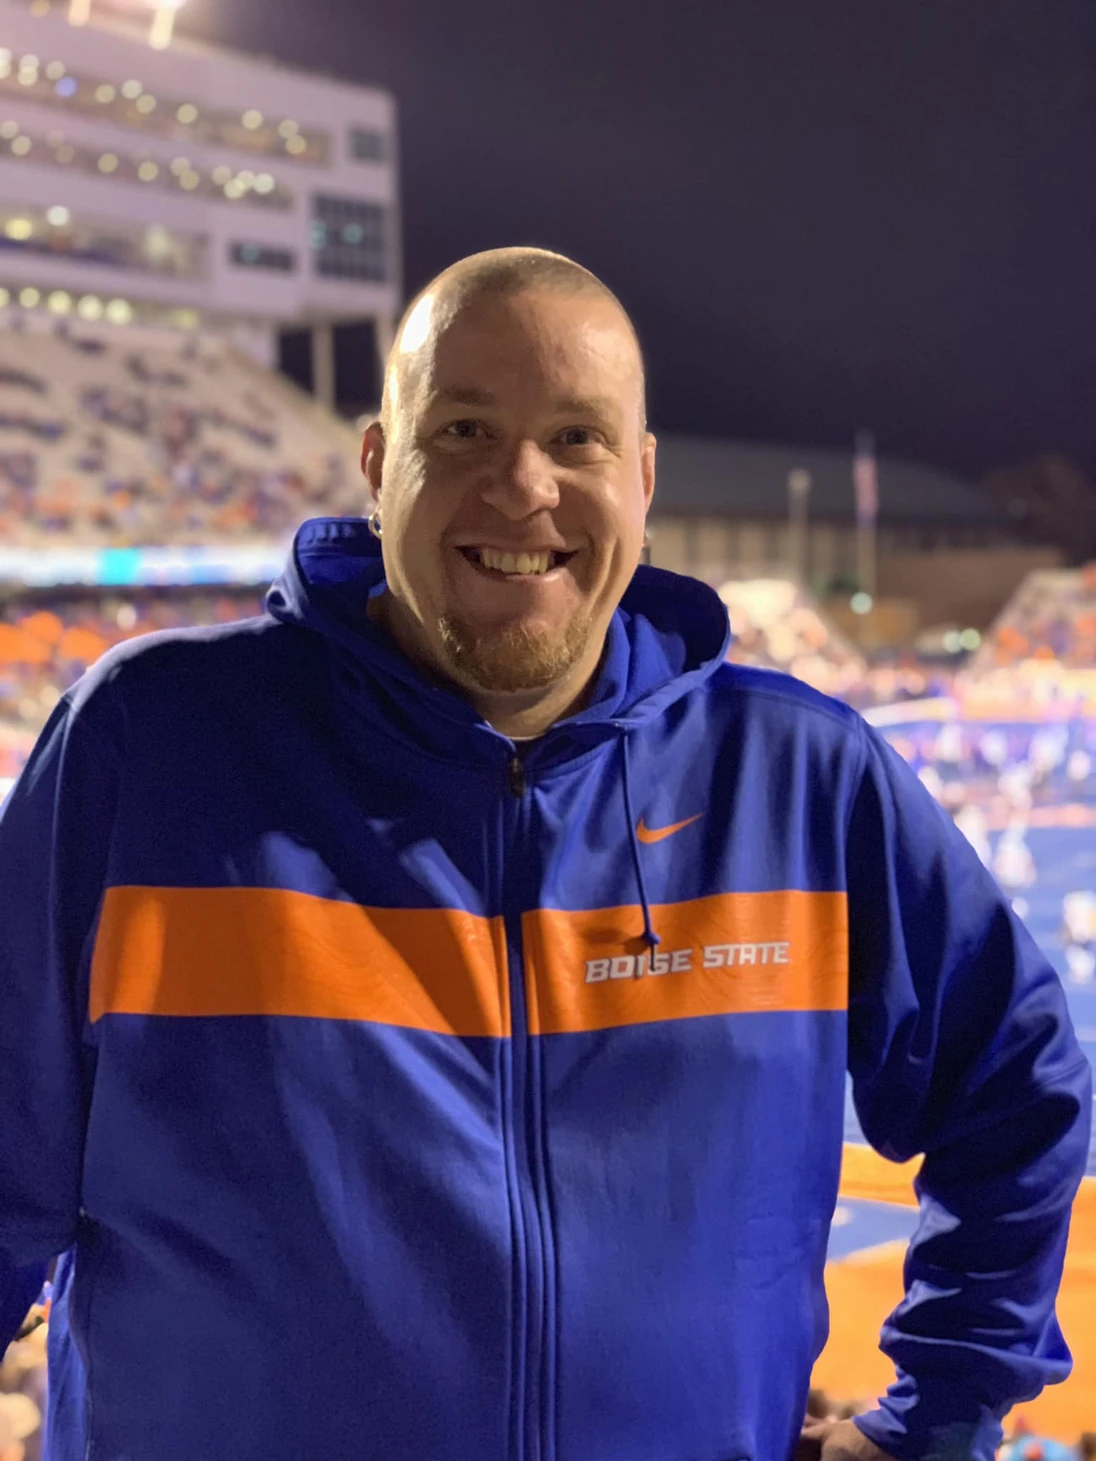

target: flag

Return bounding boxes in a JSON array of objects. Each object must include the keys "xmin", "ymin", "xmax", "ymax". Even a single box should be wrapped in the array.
[{"xmin": 853, "ymin": 431, "xmax": 878, "ymax": 525}]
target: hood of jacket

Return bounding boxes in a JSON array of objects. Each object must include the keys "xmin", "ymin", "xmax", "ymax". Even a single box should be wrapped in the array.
[{"xmin": 266, "ymin": 516, "xmax": 731, "ymax": 769}]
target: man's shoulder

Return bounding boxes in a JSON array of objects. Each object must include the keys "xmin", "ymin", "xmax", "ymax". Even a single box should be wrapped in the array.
[
  {"xmin": 68, "ymin": 613, "xmax": 309, "ymax": 715},
  {"xmin": 700, "ymin": 660, "xmax": 866, "ymax": 741}
]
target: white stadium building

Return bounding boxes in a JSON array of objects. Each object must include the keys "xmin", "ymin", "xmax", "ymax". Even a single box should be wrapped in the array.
[{"xmin": 0, "ymin": 0, "xmax": 400, "ymax": 398}]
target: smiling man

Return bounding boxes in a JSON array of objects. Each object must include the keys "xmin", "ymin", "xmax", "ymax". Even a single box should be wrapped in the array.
[
  {"xmin": 362, "ymin": 254, "xmax": 655, "ymax": 734},
  {"xmin": 0, "ymin": 248, "xmax": 1090, "ymax": 1461}
]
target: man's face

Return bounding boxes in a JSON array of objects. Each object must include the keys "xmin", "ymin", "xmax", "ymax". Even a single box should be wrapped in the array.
[{"xmin": 363, "ymin": 288, "xmax": 655, "ymax": 699}]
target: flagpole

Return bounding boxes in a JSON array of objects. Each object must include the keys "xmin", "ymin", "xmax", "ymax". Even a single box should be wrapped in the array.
[
  {"xmin": 853, "ymin": 430, "xmax": 878, "ymax": 601},
  {"xmin": 787, "ymin": 468, "xmax": 812, "ymax": 585}
]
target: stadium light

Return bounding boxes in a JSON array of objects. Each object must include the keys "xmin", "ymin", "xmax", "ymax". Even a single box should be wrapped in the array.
[{"xmin": 149, "ymin": 0, "xmax": 186, "ymax": 51}]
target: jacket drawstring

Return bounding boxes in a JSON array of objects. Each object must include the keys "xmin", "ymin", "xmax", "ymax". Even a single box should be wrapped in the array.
[{"xmin": 620, "ymin": 732, "xmax": 661, "ymax": 952}]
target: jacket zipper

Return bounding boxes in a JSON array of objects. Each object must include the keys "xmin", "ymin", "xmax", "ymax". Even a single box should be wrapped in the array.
[{"xmin": 502, "ymin": 752, "xmax": 547, "ymax": 1461}]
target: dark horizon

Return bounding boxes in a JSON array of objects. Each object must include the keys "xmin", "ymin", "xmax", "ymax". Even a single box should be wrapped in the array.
[{"xmin": 183, "ymin": 0, "xmax": 1096, "ymax": 483}]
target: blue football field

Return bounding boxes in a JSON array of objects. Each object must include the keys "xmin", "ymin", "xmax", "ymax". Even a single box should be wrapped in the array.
[{"xmin": 832, "ymin": 714, "xmax": 1096, "ymax": 1261}]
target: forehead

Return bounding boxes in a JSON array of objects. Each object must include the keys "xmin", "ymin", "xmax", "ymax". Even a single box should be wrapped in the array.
[{"xmin": 406, "ymin": 289, "xmax": 641, "ymax": 412}]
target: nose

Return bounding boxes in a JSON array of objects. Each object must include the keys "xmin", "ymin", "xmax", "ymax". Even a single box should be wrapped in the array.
[{"xmin": 479, "ymin": 438, "xmax": 560, "ymax": 520}]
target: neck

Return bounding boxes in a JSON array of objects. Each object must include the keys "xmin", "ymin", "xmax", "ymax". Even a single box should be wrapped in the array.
[{"xmin": 368, "ymin": 592, "xmax": 601, "ymax": 739}]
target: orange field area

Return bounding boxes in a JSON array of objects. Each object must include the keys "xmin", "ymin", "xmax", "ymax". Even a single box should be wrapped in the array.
[{"xmin": 817, "ymin": 1146, "xmax": 1095, "ymax": 1439}]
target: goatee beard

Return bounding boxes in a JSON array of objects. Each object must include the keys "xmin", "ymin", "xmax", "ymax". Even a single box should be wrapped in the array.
[{"xmin": 437, "ymin": 613, "xmax": 591, "ymax": 693}]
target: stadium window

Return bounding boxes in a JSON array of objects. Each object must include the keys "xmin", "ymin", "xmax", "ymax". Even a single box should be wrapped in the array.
[
  {"xmin": 230, "ymin": 241, "xmax": 296, "ymax": 272},
  {"xmin": 348, "ymin": 126, "xmax": 387, "ymax": 163},
  {"xmin": 310, "ymin": 195, "xmax": 387, "ymax": 282}
]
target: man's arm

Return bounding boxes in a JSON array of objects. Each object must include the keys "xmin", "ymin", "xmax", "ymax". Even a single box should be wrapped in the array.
[
  {"xmin": 0, "ymin": 683, "xmax": 122, "ymax": 1350},
  {"xmin": 843, "ymin": 722, "xmax": 1091, "ymax": 1461}
]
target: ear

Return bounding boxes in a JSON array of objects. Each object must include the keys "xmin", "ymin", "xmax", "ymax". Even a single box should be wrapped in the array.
[
  {"xmin": 641, "ymin": 431, "xmax": 657, "ymax": 513},
  {"xmin": 361, "ymin": 420, "xmax": 386, "ymax": 503}
]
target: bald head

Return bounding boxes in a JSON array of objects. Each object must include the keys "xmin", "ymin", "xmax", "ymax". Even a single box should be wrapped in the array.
[{"xmin": 381, "ymin": 247, "xmax": 646, "ymax": 434}]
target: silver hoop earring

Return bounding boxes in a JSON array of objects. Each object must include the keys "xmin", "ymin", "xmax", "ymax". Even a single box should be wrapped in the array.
[{"xmin": 367, "ymin": 509, "xmax": 383, "ymax": 540}]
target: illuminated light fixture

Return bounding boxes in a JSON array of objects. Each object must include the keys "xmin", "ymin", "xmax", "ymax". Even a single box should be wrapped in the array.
[
  {"xmin": 97, "ymin": 152, "xmax": 118, "ymax": 173},
  {"xmin": 0, "ymin": 287, "xmax": 9, "ymax": 307},
  {"xmin": 46, "ymin": 204, "xmax": 70, "ymax": 226},
  {"xmin": 105, "ymin": 298, "xmax": 132, "ymax": 324},
  {"xmin": 176, "ymin": 102, "xmax": 198, "ymax": 123},
  {"xmin": 121, "ymin": 79, "xmax": 143, "ymax": 99},
  {"xmin": 0, "ymin": 121, "xmax": 17, "ymax": 140},
  {"xmin": 149, "ymin": 0, "xmax": 185, "ymax": 52},
  {"xmin": 241, "ymin": 109, "xmax": 262, "ymax": 130},
  {"xmin": 10, "ymin": 135, "xmax": 31, "ymax": 155},
  {"xmin": 4, "ymin": 218, "xmax": 33, "ymax": 240},
  {"xmin": 18, "ymin": 287, "xmax": 40, "ymax": 308},
  {"xmin": 169, "ymin": 155, "xmax": 190, "ymax": 174},
  {"xmin": 223, "ymin": 179, "xmax": 244, "ymax": 199},
  {"xmin": 277, "ymin": 119, "xmax": 299, "ymax": 138},
  {"xmin": 237, "ymin": 169, "xmax": 255, "ymax": 185},
  {"xmin": 850, "ymin": 592, "xmax": 873, "ymax": 616},
  {"xmin": 179, "ymin": 170, "xmax": 200, "ymax": 190},
  {"xmin": 47, "ymin": 290, "xmax": 72, "ymax": 314},
  {"xmin": 45, "ymin": 60, "xmax": 66, "ymax": 80},
  {"xmin": 55, "ymin": 143, "xmax": 74, "ymax": 162},
  {"xmin": 254, "ymin": 172, "xmax": 274, "ymax": 194},
  {"xmin": 55, "ymin": 76, "xmax": 77, "ymax": 97},
  {"xmin": 170, "ymin": 307, "xmax": 199, "ymax": 329},
  {"xmin": 285, "ymin": 134, "xmax": 307, "ymax": 155},
  {"xmin": 0, "ymin": 51, "xmax": 10, "ymax": 65},
  {"xmin": 0, "ymin": 59, "xmax": 10, "ymax": 79},
  {"xmin": 135, "ymin": 93, "xmax": 156, "ymax": 113},
  {"xmin": 144, "ymin": 223, "xmax": 171, "ymax": 255},
  {"xmin": 95, "ymin": 83, "xmax": 116, "ymax": 103},
  {"xmin": 17, "ymin": 66, "xmax": 39, "ymax": 86},
  {"xmin": 68, "ymin": 0, "xmax": 92, "ymax": 24},
  {"xmin": 77, "ymin": 294, "xmax": 103, "ymax": 320},
  {"xmin": 137, "ymin": 160, "xmax": 159, "ymax": 181},
  {"xmin": 211, "ymin": 164, "xmax": 231, "ymax": 185},
  {"xmin": 20, "ymin": 55, "xmax": 40, "ymax": 70}
]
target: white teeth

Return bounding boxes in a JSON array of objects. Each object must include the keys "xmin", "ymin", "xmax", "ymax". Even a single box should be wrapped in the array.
[{"xmin": 477, "ymin": 548, "xmax": 554, "ymax": 575}]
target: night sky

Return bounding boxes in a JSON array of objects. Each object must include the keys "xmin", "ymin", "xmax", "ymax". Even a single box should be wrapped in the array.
[{"xmin": 183, "ymin": 0, "xmax": 1095, "ymax": 481}]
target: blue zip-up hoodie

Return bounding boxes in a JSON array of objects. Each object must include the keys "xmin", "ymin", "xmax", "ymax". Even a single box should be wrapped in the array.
[{"xmin": 0, "ymin": 518, "xmax": 1089, "ymax": 1461}]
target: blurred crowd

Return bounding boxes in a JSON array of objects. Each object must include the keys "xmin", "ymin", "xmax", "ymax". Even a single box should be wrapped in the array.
[
  {"xmin": 0, "ymin": 324, "xmax": 361, "ymax": 545},
  {"xmin": 977, "ymin": 566, "xmax": 1096, "ymax": 671}
]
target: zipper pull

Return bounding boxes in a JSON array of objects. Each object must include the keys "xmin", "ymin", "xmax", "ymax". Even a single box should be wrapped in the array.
[{"xmin": 507, "ymin": 754, "xmax": 526, "ymax": 797}]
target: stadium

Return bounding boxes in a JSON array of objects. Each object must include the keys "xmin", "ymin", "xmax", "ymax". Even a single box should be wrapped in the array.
[{"xmin": 0, "ymin": 1, "xmax": 1093, "ymax": 1456}]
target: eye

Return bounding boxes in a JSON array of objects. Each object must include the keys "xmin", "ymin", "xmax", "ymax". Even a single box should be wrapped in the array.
[
  {"xmin": 556, "ymin": 425, "xmax": 600, "ymax": 449},
  {"xmin": 441, "ymin": 419, "xmax": 485, "ymax": 440}
]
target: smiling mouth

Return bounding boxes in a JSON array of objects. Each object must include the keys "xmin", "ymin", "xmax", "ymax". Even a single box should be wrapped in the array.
[{"xmin": 458, "ymin": 547, "xmax": 576, "ymax": 577}]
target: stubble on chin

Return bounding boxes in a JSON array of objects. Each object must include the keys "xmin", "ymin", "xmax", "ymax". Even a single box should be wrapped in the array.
[{"xmin": 437, "ymin": 613, "xmax": 592, "ymax": 694}]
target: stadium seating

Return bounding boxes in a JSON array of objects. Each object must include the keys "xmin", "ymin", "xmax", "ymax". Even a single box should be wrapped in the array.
[
  {"xmin": 719, "ymin": 575, "xmax": 870, "ymax": 700},
  {"xmin": 976, "ymin": 566, "xmax": 1096, "ymax": 672},
  {"xmin": 0, "ymin": 319, "xmax": 362, "ymax": 545}
]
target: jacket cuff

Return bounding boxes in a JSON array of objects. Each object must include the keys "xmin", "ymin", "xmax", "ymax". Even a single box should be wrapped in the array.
[{"xmin": 853, "ymin": 1372, "xmax": 1005, "ymax": 1461}]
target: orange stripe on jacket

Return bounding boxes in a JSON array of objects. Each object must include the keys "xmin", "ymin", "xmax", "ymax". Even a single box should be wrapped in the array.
[
  {"xmin": 90, "ymin": 885, "xmax": 510, "ymax": 1037},
  {"xmin": 523, "ymin": 890, "xmax": 847, "ymax": 1035}
]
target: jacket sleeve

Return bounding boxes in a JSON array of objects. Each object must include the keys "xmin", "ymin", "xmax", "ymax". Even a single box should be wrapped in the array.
[
  {"xmin": 844, "ymin": 721, "xmax": 1091, "ymax": 1461},
  {"xmin": 0, "ymin": 682, "xmax": 123, "ymax": 1350}
]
